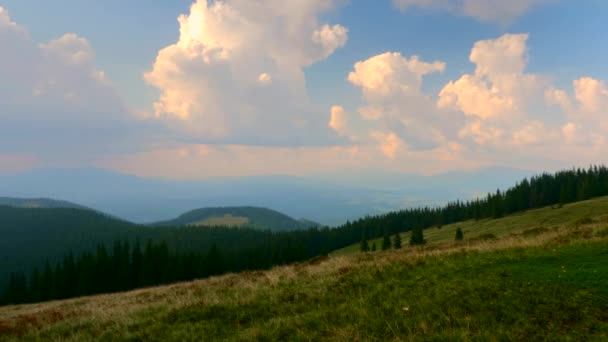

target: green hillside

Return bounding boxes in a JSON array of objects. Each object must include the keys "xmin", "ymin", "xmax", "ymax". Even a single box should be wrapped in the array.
[
  {"xmin": 0, "ymin": 206, "xmax": 137, "ymax": 287},
  {"xmin": 152, "ymin": 206, "xmax": 318, "ymax": 231},
  {"xmin": 1, "ymin": 198, "xmax": 607, "ymax": 340},
  {"xmin": 0, "ymin": 206, "xmax": 323, "ymax": 295},
  {"xmin": 0, "ymin": 197, "xmax": 88, "ymax": 210},
  {"xmin": 332, "ymin": 196, "xmax": 608, "ymax": 255}
]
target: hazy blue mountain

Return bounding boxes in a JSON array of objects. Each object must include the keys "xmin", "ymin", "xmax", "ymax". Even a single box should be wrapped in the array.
[
  {"xmin": 153, "ymin": 206, "xmax": 318, "ymax": 231},
  {"xmin": 0, "ymin": 167, "xmax": 535, "ymax": 225},
  {"xmin": 0, "ymin": 197, "xmax": 88, "ymax": 210}
]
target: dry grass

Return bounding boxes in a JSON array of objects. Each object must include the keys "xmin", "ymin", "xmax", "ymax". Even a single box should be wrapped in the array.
[
  {"xmin": 332, "ymin": 196, "xmax": 608, "ymax": 255},
  {"xmin": 2, "ymin": 197, "xmax": 608, "ymax": 340},
  {"xmin": 1, "ymin": 214, "xmax": 605, "ymax": 340}
]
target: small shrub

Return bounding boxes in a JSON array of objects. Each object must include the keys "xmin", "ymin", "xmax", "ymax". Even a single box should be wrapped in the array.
[{"xmin": 455, "ymin": 227, "xmax": 464, "ymax": 242}]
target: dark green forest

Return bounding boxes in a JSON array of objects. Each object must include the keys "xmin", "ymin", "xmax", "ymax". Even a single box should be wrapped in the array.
[{"xmin": 2, "ymin": 165, "xmax": 608, "ymax": 305}]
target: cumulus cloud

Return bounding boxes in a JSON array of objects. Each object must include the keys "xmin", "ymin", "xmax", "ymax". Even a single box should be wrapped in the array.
[
  {"xmin": 545, "ymin": 77, "xmax": 608, "ymax": 146},
  {"xmin": 336, "ymin": 52, "xmax": 454, "ymax": 156},
  {"xmin": 328, "ymin": 105, "xmax": 350, "ymax": 137},
  {"xmin": 438, "ymin": 34, "xmax": 554, "ymax": 147},
  {"xmin": 393, "ymin": 0, "xmax": 546, "ymax": 24},
  {"xmin": 0, "ymin": 7, "xmax": 137, "ymax": 160},
  {"xmin": 438, "ymin": 34, "xmax": 541, "ymax": 120},
  {"xmin": 145, "ymin": 0, "xmax": 348, "ymax": 145},
  {"xmin": 574, "ymin": 77, "xmax": 608, "ymax": 113},
  {"xmin": 370, "ymin": 131, "xmax": 407, "ymax": 159},
  {"xmin": 348, "ymin": 52, "xmax": 445, "ymax": 100}
]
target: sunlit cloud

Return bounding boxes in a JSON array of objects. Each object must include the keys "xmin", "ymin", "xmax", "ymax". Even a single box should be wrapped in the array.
[{"xmin": 145, "ymin": 0, "xmax": 348, "ymax": 145}]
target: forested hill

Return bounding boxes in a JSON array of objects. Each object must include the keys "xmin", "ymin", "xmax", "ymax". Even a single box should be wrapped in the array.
[
  {"xmin": 152, "ymin": 206, "xmax": 318, "ymax": 231},
  {"xmin": 0, "ymin": 197, "xmax": 88, "ymax": 210},
  {"xmin": 3, "ymin": 165, "xmax": 608, "ymax": 306}
]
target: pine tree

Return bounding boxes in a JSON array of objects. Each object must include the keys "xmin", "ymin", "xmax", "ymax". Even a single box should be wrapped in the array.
[
  {"xmin": 393, "ymin": 233, "xmax": 402, "ymax": 249},
  {"xmin": 455, "ymin": 227, "xmax": 464, "ymax": 242},
  {"xmin": 360, "ymin": 236, "xmax": 369, "ymax": 252},
  {"xmin": 382, "ymin": 231, "xmax": 391, "ymax": 250},
  {"xmin": 409, "ymin": 227, "xmax": 426, "ymax": 246}
]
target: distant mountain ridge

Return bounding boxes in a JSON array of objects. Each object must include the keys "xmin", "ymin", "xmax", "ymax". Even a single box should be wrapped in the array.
[
  {"xmin": 153, "ymin": 206, "xmax": 319, "ymax": 231},
  {"xmin": 0, "ymin": 197, "xmax": 89, "ymax": 210},
  {"xmin": 0, "ymin": 167, "xmax": 535, "ymax": 225}
]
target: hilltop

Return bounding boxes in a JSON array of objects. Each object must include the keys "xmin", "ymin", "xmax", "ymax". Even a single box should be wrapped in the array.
[
  {"xmin": 1, "ymin": 197, "xmax": 607, "ymax": 340},
  {"xmin": 0, "ymin": 197, "xmax": 88, "ymax": 210},
  {"xmin": 152, "ymin": 206, "xmax": 318, "ymax": 231}
]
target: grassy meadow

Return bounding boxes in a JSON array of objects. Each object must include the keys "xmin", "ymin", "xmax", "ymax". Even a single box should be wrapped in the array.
[
  {"xmin": 1, "ymin": 198, "xmax": 608, "ymax": 341},
  {"xmin": 332, "ymin": 196, "xmax": 608, "ymax": 256},
  {"xmin": 192, "ymin": 214, "xmax": 250, "ymax": 227}
]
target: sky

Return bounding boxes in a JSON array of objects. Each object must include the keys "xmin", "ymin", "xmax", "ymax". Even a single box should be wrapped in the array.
[{"xmin": 1, "ymin": 0, "xmax": 607, "ymax": 179}]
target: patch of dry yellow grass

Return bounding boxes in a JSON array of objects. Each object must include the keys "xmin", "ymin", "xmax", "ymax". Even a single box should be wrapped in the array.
[{"xmin": 0, "ymin": 219, "xmax": 604, "ymax": 339}]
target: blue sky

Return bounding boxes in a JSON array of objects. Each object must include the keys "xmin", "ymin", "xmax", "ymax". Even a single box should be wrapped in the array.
[{"xmin": 1, "ymin": 0, "xmax": 607, "ymax": 178}]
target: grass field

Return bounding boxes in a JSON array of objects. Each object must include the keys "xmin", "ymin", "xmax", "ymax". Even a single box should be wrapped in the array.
[
  {"xmin": 1, "ymin": 198, "xmax": 608, "ymax": 341},
  {"xmin": 191, "ymin": 214, "xmax": 250, "ymax": 227},
  {"xmin": 332, "ymin": 196, "xmax": 608, "ymax": 256}
]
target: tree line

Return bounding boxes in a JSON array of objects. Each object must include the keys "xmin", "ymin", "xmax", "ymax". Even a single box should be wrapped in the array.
[{"xmin": 2, "ymin": 165, "xmax": 608, "ymax": 305}]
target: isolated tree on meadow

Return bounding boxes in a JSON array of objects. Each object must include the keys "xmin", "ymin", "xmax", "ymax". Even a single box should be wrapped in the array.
[
  {"xmin": 409, "ymin": 227, "xmax": 426, "ymax": 246},
  {"xmin": 393, "ymin": 233, "xmax": 402, "ymax": 249},
  {"xmin": 371, "ymin": 242, "xmax": 377, "ymax": 252},
  {"xmin": 382, "ymin": 231, "xmax": 391, "ymax": 250},
  {"xmin": 360, "ymin": 236, "xmax": 369, "ymax": 252},
  {"xmin": 455, "ymin": 227, "xmax": 464, "ymax": 242}
]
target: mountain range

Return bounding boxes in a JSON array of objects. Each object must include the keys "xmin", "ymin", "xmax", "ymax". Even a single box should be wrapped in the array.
[{"xmin": 0, "ymin": 167, "xmax": 535, "ymax": 225}]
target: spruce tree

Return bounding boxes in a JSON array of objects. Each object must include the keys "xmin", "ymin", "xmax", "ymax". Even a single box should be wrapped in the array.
[
  {"xmin": 360, "ymin": 236, "xmax": 369, "ymax": 252},
  {"xmin": 371, "ymin": 242, "xmax": 377, "ymax": 252},
  {"xmin": 455, "ymin": 227, "xmax": 464, "ymax": 242},
  {"xmin": 409, "ymin": 227, "xmax": 426, "ymax": 246},
  {"xmin": 382, "ymin": 231, "xmax": 391, "ymax": 250},
  {"xmin": 393, "ymin": 233, "xmax": 402, "ymax": 249}
]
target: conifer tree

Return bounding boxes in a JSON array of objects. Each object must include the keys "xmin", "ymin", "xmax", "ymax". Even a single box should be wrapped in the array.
[
  {"xmin": 371, "ymin": 242, "xmax": 377, "ymax": 252},
  {"xmin": 360, "ymin": 236, "xmax": 369, "ymax": 252},
  {"xmin": 382, "ymin": 231, "xmax": 391, "ymax": 250},
  {"xmin": 455, "ymin": 227, "xmax": 464, "ymax": 242},
  {"xmin": 393, "ymin": 233, "xmax": 402, "ymax": 249},
  {"xmin": 409, "ymin": 227, "xmax": 426, "ymax": 246}
]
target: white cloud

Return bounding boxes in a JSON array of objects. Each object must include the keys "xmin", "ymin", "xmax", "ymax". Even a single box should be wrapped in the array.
[
  {"xmin": 393, "ymin": 0, "xmax": 546, "ymax": 24},
  {"xmin": 340, "ymin": 52, "xmax": 452, "ymax": 155},
  {"xmin": 370, "ymin": 131, "xmax": 407, "ymax": 159},
  {"xmin": 348, "ymin": 52, "xmax": 445, "ymax": 99},
  {"xmin": 545, "ymin": 77, "xmax": 608, "ymax": 146},
  {"xmin": 438, "ymin": 33, "xmax": 557, "ymax": 149},
  {"xmin": 145, "ymin": 0, "xmax": 348, "ymax": 145},
  {"xmin": 328, "ymin": 105, "xmax": 350, "ymax": 137},
  {"xmin": 438, "ymin": 34, "xmax": 542, "ymax": 120},
  {"xmin": 574, "ymin": 77, "xmax": 608, "ymax": 113},
  {"xmin": 0, "ymin": 7, "xmax": 136, "ymax": 160}
]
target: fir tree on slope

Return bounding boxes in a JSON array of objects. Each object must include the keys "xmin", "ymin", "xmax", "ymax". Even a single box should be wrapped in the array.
[
  {"xmin": 382, "ymin": 231, "xmax": 392, "ymax": 250},
  {"xmin": 410, "ymin": 227, "xmax": 426, "ymax": 246},
  {"xmin": 393, "ymin": 234, "xmax": 402, "ymax": 249},
  {"xmin": 455, "ymin": 227, "xmax": 464, "ymax": 242}
]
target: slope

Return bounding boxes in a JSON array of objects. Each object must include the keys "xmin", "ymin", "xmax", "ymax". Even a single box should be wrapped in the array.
[
  {"xmin": 153, "ymin": 206, "xmax": 318, "ymax": 231},
  {"xmin": 0, "ymin": 206, "xmax": 137, "ymax": 287},
  {"xmin": 0, "ymin": 197, "xmax": 88, "ymax": 210},
  {"xmin": 331, "ymin": 196, "xmax": 608, "ymax": 255},
  {"xmin": 1, "ymin": 199, "xmax": 607, "ymax": 340}
]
